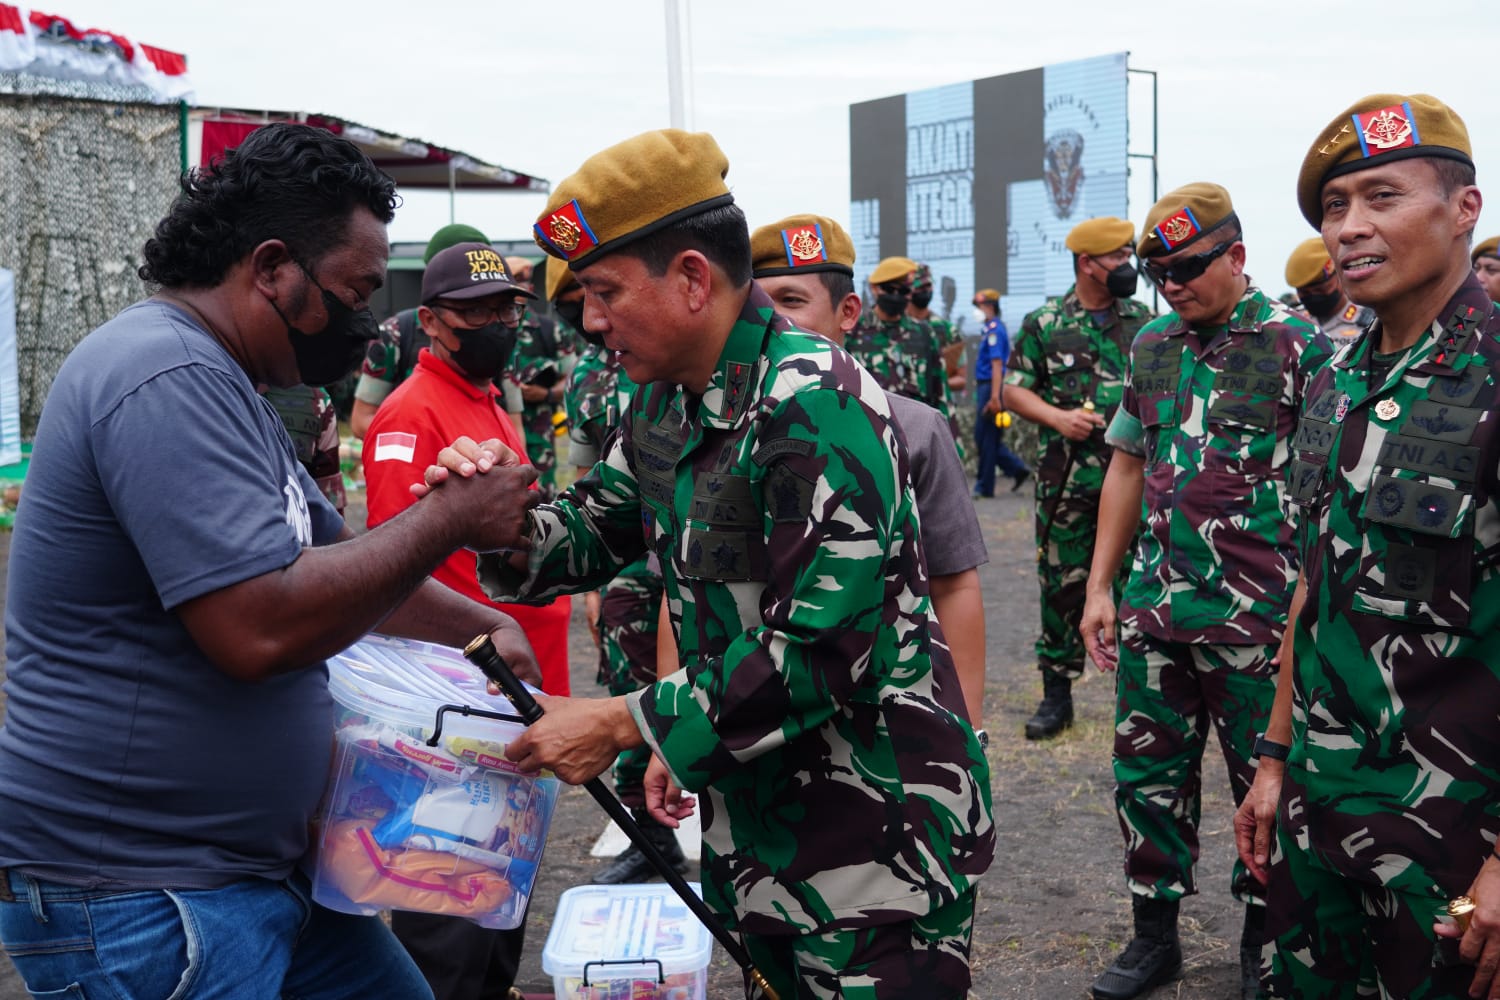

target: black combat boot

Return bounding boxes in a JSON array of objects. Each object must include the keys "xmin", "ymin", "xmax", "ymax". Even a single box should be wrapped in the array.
[
  {"xmin": 1240, "ymin": 904, "xmax": 1266, "ymax": 999},
  {"xmin": 594, "ymin": 807, "xmax": 689, "ymax": 884},
  {"xmin": 1024, "ymin": 669, "xmax": 1074, "ymax": 740},
  {"xmin": 1092, "ymin": 896, "xmax": 1183, "ymax": 1000}
]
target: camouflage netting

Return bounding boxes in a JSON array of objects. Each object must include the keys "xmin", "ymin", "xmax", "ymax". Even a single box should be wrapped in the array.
[{"xmin": 0, "ymin": 91, "xmax": 179, "ymax": 436}]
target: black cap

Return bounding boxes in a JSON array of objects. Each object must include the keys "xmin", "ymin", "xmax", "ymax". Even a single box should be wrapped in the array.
[{"xmin": 422, "ymin": 242, "xmax": 537, "ymax": 304}]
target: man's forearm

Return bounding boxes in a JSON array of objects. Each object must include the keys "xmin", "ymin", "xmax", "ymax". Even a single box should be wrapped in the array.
[
  {"xmin": 1003, "ymin": 383, "xmax": 1057, "ymax": 429},
  {"xmin": 930, "ymin": 569, "xmax": 985, "ymax": 727},
  {"xmin": 1263, "ymin": 575, "xmax": 1307, "ymax": 746}
]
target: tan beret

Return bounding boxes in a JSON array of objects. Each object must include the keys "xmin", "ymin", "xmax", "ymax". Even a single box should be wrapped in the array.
[
  {"xmin": 1285, "ymin": 237, "xmax": 1336, "ymax": 289},
  {"xmin": 869, "ymin": 256, "xmax": 918, "ymax": 286},
  {"xmin": 1138, "ymin": 183, "xmax": 1237, "ymax": 259},
  {"xmin": 750, "ymin": 215, "xmax": 855, "ymax": 277},
  {"xmin": 1472, "ymin": 236, "xmax": 1500, "ymax": 265},
  {"xmin": 544, "ymin": 258, "xmax": 577, "ymax": 302},
  {"xmin": 533, "ymin": 129, "xmax": 733, "ymax": 270},
  {"xmin": 1066, "ymin": 217, "xmax": 1134, "ymax": 257},
  {"xmin": 975, "ymin": 288, "xmax": 1000, "ymax": 304},
  {"xmin": 1297, "ymin": 94, "xmax": 1473, "ymax": 227}
]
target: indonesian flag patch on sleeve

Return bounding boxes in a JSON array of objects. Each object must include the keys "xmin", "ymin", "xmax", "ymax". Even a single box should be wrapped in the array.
[{"xmin": 373, "ymin": 432, "xmax": 417, "ymax": 463}]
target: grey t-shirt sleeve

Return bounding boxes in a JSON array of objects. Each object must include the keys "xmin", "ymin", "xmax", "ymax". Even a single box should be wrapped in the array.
[
  {"xmin": 92, "ymin": 365, "xmax": 323, "ymax": 610},
  {"xmin": 888, "ymin": 394, "xmax": 989, "ymax": 577}
]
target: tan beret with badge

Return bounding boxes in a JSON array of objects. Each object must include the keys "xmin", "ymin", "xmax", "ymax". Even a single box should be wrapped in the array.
[
  {"xmin": 750, "ymin": 215, "xmax": 855, "ymax": 277},
  {"xmin": 1138, "ymin": 183, "xmax": 1238, "ymax": 259},
  {"xmin": 1472, "ymin": 236, "xmax": 1500, "ymax": 265},
  {"xmin": 868, "ymin": 256, "xmax": 918, "ymax": 286},
  {"xmin": 533, "ymin": 129, "xmax": 733, "ymax": 270},
  {"xmin": 544, "ymin": 258, "xmax": 577, "ymax": 302},
  {"xmin": 1066, "ymin": 217, "xmax": 1134, "ymax": 257},
  {"xmin": 1285, "ymin": 237, "xmax": 1336, "ymax": 289},
  {"xmin": 1297, "ymin": 93, "xmax": 1473, "ymax": 227}
]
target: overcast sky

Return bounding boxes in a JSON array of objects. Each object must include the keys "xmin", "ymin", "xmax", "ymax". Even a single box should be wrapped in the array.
[{"xmin": 53, "ymin": 0, "xmax": 1500, "ymax": 295}]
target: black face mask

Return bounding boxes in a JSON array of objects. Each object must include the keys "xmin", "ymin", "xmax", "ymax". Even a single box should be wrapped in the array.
[
  {"xmin": 876, "ymin": 292, "xmax": 910, "ymax": 316},
  {"xmin": 449, "ymin": 320, "xmax": 519, "ymax": 381},
  {"xmin": 910, "ymin": 289, "xmax": 934, "ymax": 309},
  {"xmin": 555, "ymin": 300, "xmax": 599, "ymax": 345},
  {"xmin": 1105, "ymin": 262, "xmax": 1139, "ymax": 299},
  {"xmin": 1300, "ymin": 289, "xmax": 1342, "ymax": 320},
  {"xmin": 271, "ymin": 264, "xmax": 379, "ymax": 386}
]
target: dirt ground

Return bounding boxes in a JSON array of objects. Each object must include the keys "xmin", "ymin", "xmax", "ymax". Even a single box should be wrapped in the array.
[{"xmin": 0, "ymin": 485, "xmax": 1247, "ymax": 999}]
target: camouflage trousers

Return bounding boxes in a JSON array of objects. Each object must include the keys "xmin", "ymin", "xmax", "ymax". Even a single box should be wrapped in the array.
[
  {"xmin": 1113, "ymin": 624, "xmax": 1275, "ymax": 902},
  {"xmin": 595, "ymin": 580, "xmax": 663, "ymax": 807},
  {"xmin": 1261, "ymin": 779, "xmax": 1472, "ymax": 999},
  {"xmin": 740, "ymin": 889, "xmax": 975, "ymax": 999},
  {"xmin": 1033, "ymin": 486, "xmax": 1106, "ymax": 679}
]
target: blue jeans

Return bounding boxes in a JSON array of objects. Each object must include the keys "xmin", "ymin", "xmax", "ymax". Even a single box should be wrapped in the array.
[
  {"xmin": 0, "ymin": 868, "xmax": 433, "ymax": 999},
  {"xmin": 973, "ymin": 393, "xmax": 1028, "ymax": 495}
]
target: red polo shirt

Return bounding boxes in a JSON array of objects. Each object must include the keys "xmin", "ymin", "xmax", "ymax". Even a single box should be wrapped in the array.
[{"xmin": 363, "ymin": 348, "xmax": 571, "ymax": 695}]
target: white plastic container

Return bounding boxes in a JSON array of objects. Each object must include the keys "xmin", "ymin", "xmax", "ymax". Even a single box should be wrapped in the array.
[
  {"xmin": 543, "ymin": 882, "xmax": 715, "ymax": 1000},
  {"xmin": 310, "ymin": 634, "xmax": 558, "ymax": 929}
]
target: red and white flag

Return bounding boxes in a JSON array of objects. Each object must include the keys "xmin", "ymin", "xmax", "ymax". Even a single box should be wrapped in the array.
[
  {"xmin": 0, "ymin": 5, "xmax": 36, "ymax": 71},
  {"xmin": 372, "ymin": 432, "xmax": 417, "ymax": 464}
]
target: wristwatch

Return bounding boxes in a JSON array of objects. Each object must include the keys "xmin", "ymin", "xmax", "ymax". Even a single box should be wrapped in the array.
[
  {"xmin": 1252, "ymin": 734, "xmax": 1290, "ymax": 762},
  {"xmin": 975, "ymin": 728, "xmax": 989, "ymax": 752}
]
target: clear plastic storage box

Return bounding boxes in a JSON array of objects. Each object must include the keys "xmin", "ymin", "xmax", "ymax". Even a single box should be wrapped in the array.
[
  {"xmin": 310, "ymin": 634, "xmax": 558, "ymax": 929},
  {"xmin": 543, "ymin": 882, "xmax": 715, "ymax": 1000}
]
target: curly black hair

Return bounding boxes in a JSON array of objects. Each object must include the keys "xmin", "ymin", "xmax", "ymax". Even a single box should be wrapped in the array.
[{"xmin": 139, "ymin": 122, "xmax": 399, "ymax": 289}]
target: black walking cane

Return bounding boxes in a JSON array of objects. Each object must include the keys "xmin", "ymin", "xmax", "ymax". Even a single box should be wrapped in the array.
[{"xmin": 463, "ymin": 633, "xmax": 781, "ymax": 1000}]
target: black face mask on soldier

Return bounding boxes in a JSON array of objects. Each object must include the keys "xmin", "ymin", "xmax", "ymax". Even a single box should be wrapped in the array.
[
  {"xmin": 270, "ymin": 263, "xmax": 380, "ymax": 386},
  {"xmin": 910, "ymin": 289, "xmax": 934, "ymax": 309},
  {"xmin": 1300, "ymin": 288, "xmax": 1342, "ymax": 320},
  {"xmin": 876, "ymin": 287, "xmax": 911, "ymax": 316},
  {"xmin": 1104, "ymin": 261, "xmax": 1139, "ymax": 299},
  {"xmin": 554, "ymin": 299, "xmax": 592, "ymax": 342},
  {"xmin": 448, "ymin": 320, "xmax": 519, "ymax": 381}
]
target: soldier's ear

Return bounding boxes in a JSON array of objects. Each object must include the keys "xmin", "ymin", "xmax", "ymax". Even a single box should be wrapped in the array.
[{"xmin": 839, "ymin": 293, "xmax": 862, "ymax": 334}]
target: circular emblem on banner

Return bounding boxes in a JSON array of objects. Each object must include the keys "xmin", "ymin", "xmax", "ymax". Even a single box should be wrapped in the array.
[
  {"xmin": 1375, "ymin": 398, "xmax": 1402, "ymax": 421},
  {"xmin": 1374, "ymin": 481, "xmax": 1405, "ymax": 518},
  {"xmin": 1043, "ymin": 129, "xmax": 1085, "ymax": 220}
]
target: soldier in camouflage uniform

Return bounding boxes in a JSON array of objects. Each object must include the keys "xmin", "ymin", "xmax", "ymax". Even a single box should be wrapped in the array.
[
  {"xmin": 1003, "ymin": 217, "xmax": 1152, "ymax": 740},
  {"xmin": 349, "ymin": 223, "xmax": 493, "ymax": 439},
  {"xmin": 1284, "ymin": 236, "xmax": 1374, "ymax": 345},
  {"xmin": 847, "ymin": 256, "xmax": 958, "ymax": 439},
  {"xmin": 553, "ymin": 263, "xmax": 680, "ymax": 884},
  {"xmin": 1079, "ymin": 184, "xmax": 1330, "ymax": 1000},
  {"xmin": 1472, "ymin": 234, "xmax": 1500, "ymax": 303},
  {"xmin": 1234, "ymin": 93, "xmax": 1500, "ymax": 1000},
  {"xmin": 908, "ymin": 262, "xmax": 967, "ymax": 394},
  {"xmin": 260, "ymin": 383, "xmax": 346, "ymax": 514},
  {"xmin": 448, "ymin": 130, "xmax": 992, "ymax": 999},
  {"xmin": 505, "ymin": 256, "xmax": 578, "ymax": 500}
]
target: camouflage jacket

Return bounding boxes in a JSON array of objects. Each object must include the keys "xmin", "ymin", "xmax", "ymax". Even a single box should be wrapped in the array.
[
  {"xmin": 1284, "ymin": 276, "xmax": 1500, "ymax": 896},
  {"xmin": 563, "ymin": 341, "xmax": 658, "ymax": 597},
  {"xmin": 353, "ymin": 309, "xmax": 425, "ymax": 407},
  {"xmin": 479, "ymin": 286, "xmax": 993, "ymax": 935},
  {"xmin": 845, "ymin": 309, "xmax": 951, "ymax": 415},
  {"xmin": 509, "ymin": 309, "xmax": 578, "ymax": 466},
  {"xmin": 259, "ymin": 383, "xmax": 345, "ymax": 513},
  {"xmin": 1106, "ymin": 283, "xmax": 1331, "ymax": 645},
  {"xmin": 1005, "ymin": 288, "xmax": 1153, "ymax": 501}
]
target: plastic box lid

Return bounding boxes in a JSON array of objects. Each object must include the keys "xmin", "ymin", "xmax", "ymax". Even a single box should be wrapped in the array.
[
  {"xmin": 542, "ymin": 882, "xmax": 714, "ymax": 979},
  {"xmin": 327, "ymin": 634, "xmax": 533, "ymax": 734}
]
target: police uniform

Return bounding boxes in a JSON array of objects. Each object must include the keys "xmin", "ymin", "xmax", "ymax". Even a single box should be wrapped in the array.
[
  {"xmin": 1006, "ymin": 219, "xmax": 1152, "ymax": 692},
  {"xmin": 478, "ymin": 130, "xmax": 993, "ymax": 999},
  {"xmin": 1266, "ymin": 92, "xmax": 1495, "ymax": 999},
  {"xmin": 1283, "ymin": 236, "xmax": 1374, "ymax": 345}
]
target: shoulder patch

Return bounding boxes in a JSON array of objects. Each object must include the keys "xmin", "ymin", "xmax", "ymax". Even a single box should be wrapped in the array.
[
  {"xmin": 752, "ymin": 437, "xmax": 815, "ymax": 466},
  {"xmin": 766, "ymin": 463, "xmax": 817, "ymax": 523}
]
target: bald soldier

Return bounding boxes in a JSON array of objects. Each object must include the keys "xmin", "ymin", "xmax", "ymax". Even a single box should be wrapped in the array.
[
  {"xmin": 1284, "ymin": 236, "xmax": 1374, "ymax": 343},
  {"xmin": 1003, "ymin": 216, "xmax": 1153, "ymax": 740},
  {"xmin": 1080, "ymin": 184, "xmax": 1330, "ymax": 1000},
  {"xmin": 429, "ymin": 131, "xmax": 994, "ymax": 999},
  {"xmin": 1233, "ymin": 94, "xmax": 1500, "ymax": 999},
  {"xmin": 1473, "ymin": 235, "xmax": 1500, "ymax": 303}
]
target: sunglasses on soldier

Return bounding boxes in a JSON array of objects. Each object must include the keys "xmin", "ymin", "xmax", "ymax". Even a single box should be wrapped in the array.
[{"xmin": 1140, "ymin": 240, "xmax": 1234, "ymax": 288}]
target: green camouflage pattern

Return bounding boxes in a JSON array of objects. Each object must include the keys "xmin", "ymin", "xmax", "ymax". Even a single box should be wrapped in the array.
[
  {"xmin": 1277, "ymin": 278, "xmax": 1500, "ymax": 916},
  {"xmin": 1005, "ymin": 288, "xmax": 1153, "ymax": 677},
  {"xmin": 478, "ymin": 285, "xmax": 993, "ymax": 936},
  {"xmin": 1106, "ymin": 284, "xmax": 1331, "ymax": 645},
  {"xmin": 846, "ymin": 308, "xmax": 952, "ymax": 416},
  {"xmin": 260, "ymin": 383, "xmax": 345, "ymax": 513},
  {"xmin": 353, "ymin": 309, "xmax": 423, "ymax": 407},
  {"xmin": 1113, "ymin": 624, "xmax": 1275, "ymax": 901},
  {"xmin": 509, "ymin": 308, "xmax": 578, "ymax": 499},
  {"xmin": 742, "ymin": 888, "xmax": 976, "ymax": 999},
  {"xmin": 563, "ymin": 339, "xmax": 664, "ymax": 805}
]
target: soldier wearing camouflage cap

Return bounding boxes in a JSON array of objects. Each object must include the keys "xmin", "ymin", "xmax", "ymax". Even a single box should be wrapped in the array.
[
  {"xmin": 1234, "ymin": 93, "xmax": 1500, "ymax": 999},
  {"xmin": 1080, "ymin": 184, "xmax": 1331, "ymax": 1000},
  {"xmin": 1472, "ymin": 234, "xmax": 1500, "ymax": 303},
  {"xmin": 1284, "ymin": 236, "xmax": 1373, "ymax": 343},
  {"xmin": 1002, "ymin": 216, "xmax": 1153, "ymax": 741},
  {"xmin": 448, "ymin": 131, "xmax": 993, "ymax": 998},
  {"xmin": 847, "ymin": 255, "xmax": 958, "ymax": 433}
]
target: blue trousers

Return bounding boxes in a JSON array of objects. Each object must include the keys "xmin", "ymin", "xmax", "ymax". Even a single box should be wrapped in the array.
[
  {"xmin": 0, "ymin": 867, "xmax": 433, "ymax": 999},
  {"xmin": 973, "ymin": 394, "xmax": 1028, "ymax": 495}
]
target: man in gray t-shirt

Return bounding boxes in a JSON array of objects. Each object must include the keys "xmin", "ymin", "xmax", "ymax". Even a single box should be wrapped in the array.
[
  {"xmin": 0, "ymin": 124, "xmax": 540, "ymax": 1000},
  {"xmin": 748, "ymin": 215, "xmax": 991, "ymax": 738}
]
